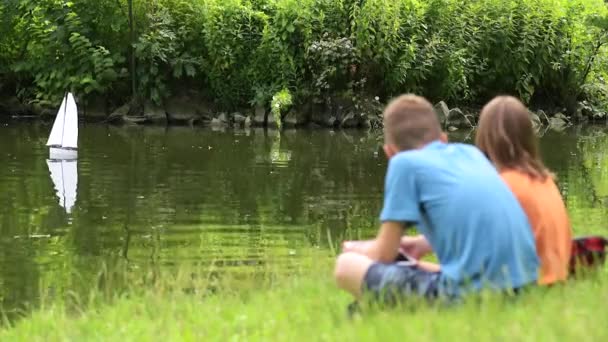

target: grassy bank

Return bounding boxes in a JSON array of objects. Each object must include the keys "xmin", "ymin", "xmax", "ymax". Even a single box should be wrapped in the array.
[{"xmin": 1, "ymin": 255, "xmax": 607, "ymax": 341}]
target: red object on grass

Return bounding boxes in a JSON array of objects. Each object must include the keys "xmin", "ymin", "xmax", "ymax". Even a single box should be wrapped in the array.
[{"xmin": 569, "ymin": 236, "xmax": 607, "ymax": 274}]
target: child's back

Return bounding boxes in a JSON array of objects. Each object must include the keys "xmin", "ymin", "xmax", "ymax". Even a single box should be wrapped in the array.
[
  {"xmin": 501, "ymin": 170, "xmax": 571, "ymax": 284},
  {"xmin": 384, "ymin": 140, "xmax": 539, "ymax": 295}
]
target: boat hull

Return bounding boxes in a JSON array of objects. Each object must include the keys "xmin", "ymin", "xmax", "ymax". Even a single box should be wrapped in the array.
[{"xmin": 49, "ymin": 147, "xmax": 78, "ymax": 160}]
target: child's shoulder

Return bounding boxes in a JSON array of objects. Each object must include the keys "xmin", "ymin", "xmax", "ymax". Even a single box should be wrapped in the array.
[
  {"xmin": 500, "ymin": 169, "xmax": 560, "ymax": 195},
  {"xmin": 447, "ymin": 142, "xmax": 485, "ymax": 154},
  {"xmin": 391, "ymin": 142, "xmax": 487, "ymax": 168},
  {"xmin": 447, "ymin": 142, "xmax": 493, "ymax": 163},
  {"xmin": 500, "ymin": 169, "xmax": 529, "ymax": 182},
  {"xmin": 499, "ymin": 170, "xmax": 532, "ymax": 194},
  {"xmin": 401, "ymin": 142, "xmax": 486, "ymax": 160}
]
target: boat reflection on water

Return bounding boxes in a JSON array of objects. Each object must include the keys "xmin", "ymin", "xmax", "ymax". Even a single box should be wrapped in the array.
[{"xmin": 46, "ymin": 158, "xmax": 78, "ymax": 214}]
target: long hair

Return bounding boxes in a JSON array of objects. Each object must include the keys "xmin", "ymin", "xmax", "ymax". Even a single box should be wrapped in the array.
[{"xmin": 475, "ymin": 96, "xmax": 552, "ymax": 180}]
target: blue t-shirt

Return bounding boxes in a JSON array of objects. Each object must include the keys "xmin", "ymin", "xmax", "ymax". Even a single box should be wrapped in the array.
[{"xmin": 380, "ymin": 141, "xmax": 539, "ymax": 296}]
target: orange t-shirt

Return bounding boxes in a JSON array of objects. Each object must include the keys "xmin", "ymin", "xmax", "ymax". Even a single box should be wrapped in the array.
[{"xmin": 500, "ymin": 170, "xmax": 572, "ymax": 285}]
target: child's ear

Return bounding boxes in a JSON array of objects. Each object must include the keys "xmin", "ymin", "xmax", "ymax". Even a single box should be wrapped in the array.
[
  {"xmin": 440, "ymin": 132, "xmax": 448, "ymax": 143},
  {"xmin": 383, "ymin": 144, "xmax": 398, "ymax": 158}
]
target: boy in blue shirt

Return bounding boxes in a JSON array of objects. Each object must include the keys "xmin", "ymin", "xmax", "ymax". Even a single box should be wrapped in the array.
[{"xmin": 334, "ymin": 94, "xmax": 539, "ymax": 303}]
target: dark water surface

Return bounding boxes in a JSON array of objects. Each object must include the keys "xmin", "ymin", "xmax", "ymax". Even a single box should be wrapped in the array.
[{"xmin": 0, "ymin": 121, "xmax": 607, "ymax": 314}]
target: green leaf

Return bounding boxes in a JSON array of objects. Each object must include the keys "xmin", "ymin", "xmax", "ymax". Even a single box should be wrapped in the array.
[
  {"xmin": 184, "ymin": 64, "xmax": 196, "ymax": 77},
  {"xmin": 80, "ymin": 77, "xmax": 93, "ymax": 85}
]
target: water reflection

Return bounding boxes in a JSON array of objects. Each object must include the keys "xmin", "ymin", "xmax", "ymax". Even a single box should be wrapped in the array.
[
  {"xmin": 46, "ymin": 159, "xmax": 78, "ymax": 214},
  {"xmin": 0, "ymin": 122, "xmax": 606, "ymax": 316}
]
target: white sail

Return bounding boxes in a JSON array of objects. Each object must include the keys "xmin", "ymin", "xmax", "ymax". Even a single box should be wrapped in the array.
[
  {"xmin": 62, "ymin": 93, "xmax": 78, "ymax": 149},
  {"xmin": 47, "ymin": 159, "xmax": 78, "ymax": 214},
  {"xmin": 46, "ymin": 94, "xmax": 67, "ymax": 147}
]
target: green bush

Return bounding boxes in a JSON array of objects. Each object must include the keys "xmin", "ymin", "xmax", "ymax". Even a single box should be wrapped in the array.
[
  {"xmin": 201, "ymin": 0, "xmax": 268, "ymax": 108},
  {"xmin": 1, "ymin": 0, "xmax": 607, "ymax": 117},
  {"xmin": 270, "ymin": 87, "xmax": 292, "ymax": 128}
]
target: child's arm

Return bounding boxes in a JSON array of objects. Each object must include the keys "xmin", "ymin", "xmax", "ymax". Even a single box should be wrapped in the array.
[{"xmin": 343, "ymin": 221, "xmax": 405, "ymax": 263}]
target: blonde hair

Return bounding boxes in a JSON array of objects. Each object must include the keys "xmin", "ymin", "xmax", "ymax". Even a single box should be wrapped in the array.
[{"xmin": 383, "ymin": 94, "xmax": 442, "ymax": 150}]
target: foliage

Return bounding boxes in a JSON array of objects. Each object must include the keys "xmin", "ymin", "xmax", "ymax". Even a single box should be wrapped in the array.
[
  {"xmin": 8, "ymin": 0, "xmax": 123, "ymax": 105},
  {"xmin": 270, "ymin": 88, "xmax": 292, "ymax": 129},
  {"xmin": 200, "ymin": 0, "xmax": 268, "ymax": 108},
  {"xmin": 1, "ymin": 0, "xmax": 608, "ymax": 117},
  {"xmin": 306, "ymin": 35, "xmax": 358, "ymax": 102},
  {"xmin": 0, "ymin": 1, "xmax": 19, "ymax": 90},
  {"xmin": 133, "ymin": 3, "xmax": 202, "ymax": 105}
]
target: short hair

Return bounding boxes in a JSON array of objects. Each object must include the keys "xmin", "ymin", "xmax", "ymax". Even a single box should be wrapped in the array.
[
  {"xmin": 475, "ymin": 96, "xmax": 551, "ymax": 180},
  {"xmin": 383, "ymin": 94, "xmax": 442, "ymax": 150}
]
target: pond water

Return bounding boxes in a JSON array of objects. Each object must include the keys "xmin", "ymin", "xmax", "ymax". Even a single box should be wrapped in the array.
[{"xmin": 0, "ymin": 121, "xmax": 607, "ymax": 315}]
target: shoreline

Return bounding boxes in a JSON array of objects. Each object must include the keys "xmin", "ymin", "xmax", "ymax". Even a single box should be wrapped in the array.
[{"xmin": 2, "ymin": 97, "xmax": 602, "ymax": 131}]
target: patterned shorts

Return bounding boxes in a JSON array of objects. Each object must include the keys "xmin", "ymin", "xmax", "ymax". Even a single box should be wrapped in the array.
[{"xmin": 362, "ymin": 262, "xmax": 441, "ymax": 304}]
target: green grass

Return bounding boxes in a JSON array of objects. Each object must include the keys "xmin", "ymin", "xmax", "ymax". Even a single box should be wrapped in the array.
[{"xmin": 1, "ymin": 254, "xmax": 607, "ymax": 341}]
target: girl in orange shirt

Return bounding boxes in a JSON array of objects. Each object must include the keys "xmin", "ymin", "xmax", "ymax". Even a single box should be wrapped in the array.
[{"xmin": 475, "ymin": 96, "xmax": 573, "ymax": 285}]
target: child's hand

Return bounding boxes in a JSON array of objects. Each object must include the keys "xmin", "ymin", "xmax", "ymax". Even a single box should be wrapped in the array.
[
  {"xmin": 342, "ymin": 241, "xmax": 353, "ymax": 252},
  {"xmin": 400, "ymin": 235, "xmax": 431, "ymax": 259}
]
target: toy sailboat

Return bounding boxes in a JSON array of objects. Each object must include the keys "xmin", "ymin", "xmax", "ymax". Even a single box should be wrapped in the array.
[
  {"xmin": 46, "ymin": 92, "xmax": 78, "ymax": 214},
  {"xmin": 46, "ymin": 92, "xmax": 78, "ymax": 160}
]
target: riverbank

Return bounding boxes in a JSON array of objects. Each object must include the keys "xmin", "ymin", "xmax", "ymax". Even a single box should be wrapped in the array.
[
  {"xmin": 0, "ymin": 94, "xmax": 590, "ymax": 132},
  {"xmin": 1, "ymin": 255, "xmax": 607, "ymax": 341}
]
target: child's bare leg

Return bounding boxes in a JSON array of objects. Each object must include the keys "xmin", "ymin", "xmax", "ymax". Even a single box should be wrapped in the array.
[
  {"xmin": 417, "ymin": 260, "xmax": 441, "ymax": 273},
  {"xmin": 334, "ymin": 252, "xmax": 375, "ymax": 298}
]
